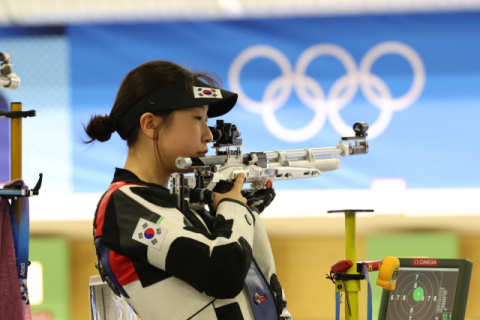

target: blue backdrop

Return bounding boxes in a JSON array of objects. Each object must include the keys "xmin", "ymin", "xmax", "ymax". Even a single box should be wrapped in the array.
[{"xmin": 2, "ymin": 13, "xmax": 480, "ymax": 193}]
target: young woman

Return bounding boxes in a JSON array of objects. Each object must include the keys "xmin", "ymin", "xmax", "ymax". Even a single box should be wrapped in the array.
[{"xmin": 87, "ymin": 61, "xmax": 282, "ymax": 320}]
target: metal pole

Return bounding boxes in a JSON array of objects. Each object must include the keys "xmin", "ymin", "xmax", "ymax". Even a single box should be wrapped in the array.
[
  {"xmin": 11, "ymin": 102, "xmax": 22, "ymax": 224},
  {"xmin": 345, "ymin": 211, "xmax": 360, "ymax": 320}
]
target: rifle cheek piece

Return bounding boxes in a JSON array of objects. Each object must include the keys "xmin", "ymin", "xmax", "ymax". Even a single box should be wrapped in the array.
[{"xmin": 176, "ymin": 157, "xmax": 192, "ymax": 169}]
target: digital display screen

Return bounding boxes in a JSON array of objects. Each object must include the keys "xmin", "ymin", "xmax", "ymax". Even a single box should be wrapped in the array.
[{"xmin": 385, "ymin": 267, "xmax": 459, "ymax": 320}]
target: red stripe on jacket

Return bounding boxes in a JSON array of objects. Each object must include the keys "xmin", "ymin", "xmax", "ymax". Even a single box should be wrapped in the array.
[
  {"xmin": 110, "ymin": 250, "xmax": 140, "ymax": 285},
  {"xmin": 94, "ymin": 181, "xmax": 137, "ymax": 237},
  {"xmin": 94, "ymin": 181, "xmax": 144, "ymax": 286}
]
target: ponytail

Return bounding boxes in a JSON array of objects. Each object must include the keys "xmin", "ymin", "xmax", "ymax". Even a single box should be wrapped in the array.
[{"xmin": 83, "ymin": 114, "xmax": 116, "ymax": 143}]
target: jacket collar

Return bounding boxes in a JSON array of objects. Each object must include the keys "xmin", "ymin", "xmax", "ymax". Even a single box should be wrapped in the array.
[{"xmin": 111, "ymin": 167, "xmax": 169, "ymax": 193}]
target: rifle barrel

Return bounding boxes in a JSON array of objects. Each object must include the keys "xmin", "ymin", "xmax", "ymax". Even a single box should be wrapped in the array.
[
  {"xmin": 268, "ymin": 157, "xmax": 341, "ymax": 172},
  {"xmin": 264, "ymin": 147, "xmax": 342, "ymax": 161}
]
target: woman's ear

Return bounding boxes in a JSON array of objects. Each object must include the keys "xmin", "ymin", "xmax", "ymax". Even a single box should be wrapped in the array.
[{"xmin": 139, "ymin": 113, "xmax": 162, "ymax": 140}]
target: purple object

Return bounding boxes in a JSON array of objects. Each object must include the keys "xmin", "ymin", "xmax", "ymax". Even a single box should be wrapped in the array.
[{"xmin": 0, "ymin": 199, "xmax": 24, "ymax": 319}]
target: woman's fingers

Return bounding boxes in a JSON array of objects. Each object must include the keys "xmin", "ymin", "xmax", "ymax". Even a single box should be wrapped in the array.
[
  {"xmin": 211, "ymin": 173, "xmax": 247, "ymax": 210},
  {"xmin": 233, "ymin": 173, "xmax": 245, "ymax": 191},
  {"xmin": 234, "ymin": 174, "xmax": 247, "ymax": 203}
]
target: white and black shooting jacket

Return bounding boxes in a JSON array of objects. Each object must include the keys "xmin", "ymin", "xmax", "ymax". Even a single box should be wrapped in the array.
[{"xmin": 93, "ymin": 168, "xmax": 283, "ymax": 320}]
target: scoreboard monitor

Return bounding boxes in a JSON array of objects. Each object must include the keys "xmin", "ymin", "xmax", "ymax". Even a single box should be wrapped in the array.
[{"xmin": 378, "ymin": 259, "xmax": 472, "ymax": 320}]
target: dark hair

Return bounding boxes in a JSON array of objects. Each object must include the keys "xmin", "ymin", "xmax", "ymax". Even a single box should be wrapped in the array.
[{"xmin": 83, "ymin": 60, "xmax": 221, "ymax": 147}]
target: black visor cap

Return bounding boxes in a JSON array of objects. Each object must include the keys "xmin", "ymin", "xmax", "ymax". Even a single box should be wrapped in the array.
[{"xmin": 116, "ymin": 78, "xmax": 238, "ymax": 140}]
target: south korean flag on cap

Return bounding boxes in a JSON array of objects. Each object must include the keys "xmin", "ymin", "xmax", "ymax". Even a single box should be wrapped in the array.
[
  {"xmin": 193, "ymin": 86, "xmax": 222, "ymax": 99},
  {"xmin": 132, "ymin": 218, "xmax": 168, "ymax": 251}
]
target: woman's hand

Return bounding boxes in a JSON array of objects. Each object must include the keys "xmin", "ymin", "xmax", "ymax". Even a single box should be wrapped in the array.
[
  {"xmin": 211, "ymin": 173, "xmax": 247, "ymax": 211},
  {"xmin": 241, "ymin": 179, "xmax": 276, "ymax": 214}
]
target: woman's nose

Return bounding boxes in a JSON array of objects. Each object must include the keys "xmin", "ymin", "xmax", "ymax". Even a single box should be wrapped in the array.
[{"xmin": 203, "ymin": 122, "xmax": 214, "ymax": 143}]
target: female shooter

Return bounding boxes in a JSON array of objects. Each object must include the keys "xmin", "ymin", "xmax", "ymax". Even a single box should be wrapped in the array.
[{"xmin": 86, "ymin": 61, "xmax": 281, "ymax": 320}]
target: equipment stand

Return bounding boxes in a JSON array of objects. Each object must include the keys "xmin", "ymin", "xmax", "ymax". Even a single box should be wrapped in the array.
[
  {"xmin": 11, "ymin": 102, "xmax": 22, "ymax": 224},
  {"xmin": 328, "ymin": 209, "xmax": 374, "ymax": 320}
]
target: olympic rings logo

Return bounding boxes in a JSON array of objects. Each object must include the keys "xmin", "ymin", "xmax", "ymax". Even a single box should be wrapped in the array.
[{"xmin": 228, "ymin": 41, "xmax": 425, "ymax": 142}]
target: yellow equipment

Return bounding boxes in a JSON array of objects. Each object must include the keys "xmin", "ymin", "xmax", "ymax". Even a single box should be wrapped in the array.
[{"xmin": 376, "ymin": 256, "xmax": 400, "ymax": 291}]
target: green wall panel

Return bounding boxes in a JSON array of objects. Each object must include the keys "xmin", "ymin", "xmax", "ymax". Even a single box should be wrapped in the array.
[
  {"xmin": 29, "ymin": 238, "xmax": 70, "ymax": 320},
  {"xmin": 366, "ymin": 233, "xmax": 458, "ymax": 320}
]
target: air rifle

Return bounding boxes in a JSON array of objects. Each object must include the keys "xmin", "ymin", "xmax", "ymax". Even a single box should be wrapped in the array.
[{"xmin": 170, "ymin": 120, "xmax": 369, "ymax": 213}]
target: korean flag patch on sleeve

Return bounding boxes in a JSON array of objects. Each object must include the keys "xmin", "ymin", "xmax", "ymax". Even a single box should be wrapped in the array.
[
  {"xmin": 132, "ymin": 218, "xmax": 168, "ymax": 250},
  {"xmin": 193, "ymin": 86, "xmax": 222, "ymax": 99}
]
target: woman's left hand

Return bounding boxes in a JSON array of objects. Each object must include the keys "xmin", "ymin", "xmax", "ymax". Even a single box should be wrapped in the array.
[
  {"xmin": 211, "ymin": 173, "xmax": 247, "ymax": 211},
  {"xmin": 241, "ymin": 180, "xmax": 276, "ymax": 214}
]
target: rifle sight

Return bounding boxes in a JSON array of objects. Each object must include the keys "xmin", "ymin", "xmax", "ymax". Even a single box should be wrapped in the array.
[{"xmin": 209, "ymin": 120, "xmax": 242, "ymax": 147}]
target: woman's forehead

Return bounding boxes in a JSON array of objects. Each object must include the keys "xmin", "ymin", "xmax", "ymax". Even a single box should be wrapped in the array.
[
  {"xmin": 194, "ymin": 105, "xmax": 209, "ymax": 112},
  {"xmin": 186, "ymin": 105, "xmax": 209, "ymax": 113},
  {"xmin": 175, "ymin": 105, "xmax": 209, "ymax": 116}
]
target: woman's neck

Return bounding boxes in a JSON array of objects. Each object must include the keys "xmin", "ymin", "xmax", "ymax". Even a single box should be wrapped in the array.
[{"xmin": 123, "ymin": 146, "xmax": 170, "ymax": 188}]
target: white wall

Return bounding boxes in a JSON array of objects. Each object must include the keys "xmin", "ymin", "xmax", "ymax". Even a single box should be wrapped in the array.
[{"xmin": 1, "ymin": 0, "xmax": 480, "ymax": 26}]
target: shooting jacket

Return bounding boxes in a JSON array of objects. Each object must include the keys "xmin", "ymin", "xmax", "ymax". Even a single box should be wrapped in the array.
[{"xmin": 93, "ymin": 168, "xmax": 283, "ymax": 320}]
